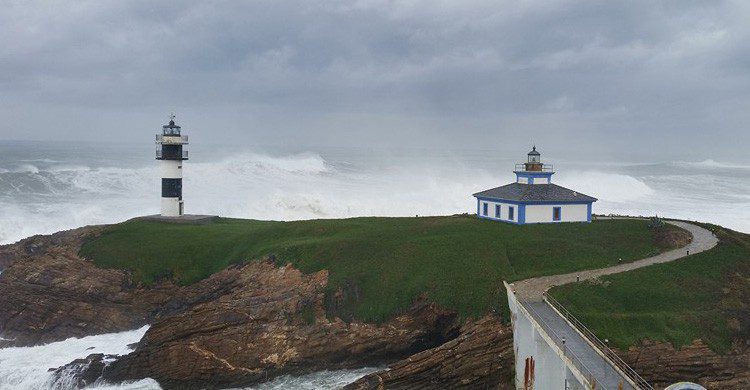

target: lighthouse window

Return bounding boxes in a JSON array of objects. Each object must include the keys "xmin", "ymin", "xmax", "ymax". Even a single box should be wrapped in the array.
[
  {"xmin": 553, "ymin": 207, "xmax": 561, "ymax": 221},
  {"xmin": 482, "ymin": 203, "xmax": 488, "ymax": 216},
  {"xmin": 495, "ymin": 205, "xmax": 501, "ymax": 218},
  {"xmin": 508, "ymin": 206, "xmax": 515, "ymax": 220}
]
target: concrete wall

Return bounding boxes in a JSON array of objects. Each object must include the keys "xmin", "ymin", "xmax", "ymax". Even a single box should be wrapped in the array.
[
  {"xmin": 161, "ymin": 198, "xmax": 183, "ymax": 217},
  {"xmin": 505, "ymin": 283, "xmax": 589, "ymax": 390},
  {"xmin": 525, "ymin": 204, "xmax": 589, "ymax": 223}
]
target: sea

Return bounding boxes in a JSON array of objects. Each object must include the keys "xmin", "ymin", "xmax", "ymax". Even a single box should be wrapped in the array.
[{"xmin": 0, "ymin": 140, "xmax": 748, "ymax": 389}]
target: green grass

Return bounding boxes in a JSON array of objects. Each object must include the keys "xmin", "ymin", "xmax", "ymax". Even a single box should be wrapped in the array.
[
  {"xmin": 81, "ymin": 215, "xmax": 679, "ymax": 322},
  {"xmin": 549, "ymin": 226, "xmax": 750, "ymax": 353}
]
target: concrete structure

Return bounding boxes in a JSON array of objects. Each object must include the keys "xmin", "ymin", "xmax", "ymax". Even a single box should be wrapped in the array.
[
  {"xmin": 504, "ymin": 220, "xmax": 720, "ymax": 390},
  {"xmin": 473, "ymin": 147, "xmax": 596, "ymax": 224},
  {"xmin": 506, "ymin": 282, "xmax": 636, "ymax": 390},
  {"xmin": 155, "ymin": 115, "xmax": 188, "ymax": 217}
]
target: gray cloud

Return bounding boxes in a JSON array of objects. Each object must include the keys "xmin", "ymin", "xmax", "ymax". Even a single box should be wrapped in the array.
[{"xmin": 1, "ymin": 0, "xmax": 748, "ymax": 160}]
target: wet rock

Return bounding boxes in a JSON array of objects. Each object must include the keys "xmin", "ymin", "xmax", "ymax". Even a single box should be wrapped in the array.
[
  {"xmin": 345, "ymin": 315, "xmax": 514, "ymax": 390},
  {"xmin": 63, "ymin": 260, "xmax": 460, "ymax": 389},
  {"xmin": 619, "ymin": 340, "xmax": 750, "ymax": 389}
]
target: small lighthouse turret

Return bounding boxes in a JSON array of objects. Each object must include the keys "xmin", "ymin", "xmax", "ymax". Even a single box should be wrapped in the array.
[{"xmin": 156, "ymin": 114, "xmax": 188, "ymax": 217}]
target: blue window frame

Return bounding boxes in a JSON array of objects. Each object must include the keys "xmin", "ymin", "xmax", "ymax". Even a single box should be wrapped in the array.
[
  {"xmin": 508, "ymin": 206, "xmax": 515, "ymax": 220},
  {"xmin": 483, "ymin": 203, "xmax": 488, "ymax": 216},
  {"xmin": 553, "ymin": 207, "xmax": 561, "ymax": 221},
  {"xmin": 495, "ymin": 205, "xmax": 501, "ymax": 218}
]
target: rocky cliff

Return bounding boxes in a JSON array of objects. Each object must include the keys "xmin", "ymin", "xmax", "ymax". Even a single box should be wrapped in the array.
[
  {"xmin": 345, "ymin": 315, "xmax": 514, "ymax": 390},
  {"xmin": 621, "ymin": 339, "xmax": 750, "ymax": 389},
  {"xmin": 57, "ymin": 259, "xmax": 460, "ymax": 389},
  {"xmin": 0, "ymin": 226, "xmax": 179, "ymax": 347}
]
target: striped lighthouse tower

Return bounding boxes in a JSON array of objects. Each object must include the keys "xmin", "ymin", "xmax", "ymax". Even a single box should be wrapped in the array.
[{"xmin": 155, "ymin": 114, "xmax": 188, "ymax": 217}]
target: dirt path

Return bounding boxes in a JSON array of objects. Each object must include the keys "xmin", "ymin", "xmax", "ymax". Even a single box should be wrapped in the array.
[{"xmin": 511, "ymin": 220, "xmax": 719, "ymax": 301}]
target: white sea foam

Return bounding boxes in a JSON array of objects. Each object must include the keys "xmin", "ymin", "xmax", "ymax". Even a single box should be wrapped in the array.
[
  {"xmin": 241, "ymin": 367, "xmax": 381, "ymax": 390},
  {"xmin": 0, "ymin": 326, "xmax": 152, "ymax": 390},
  {"xmin": 1, "ymin": 149, "xmax": 749, "ymax": 245},
  {"xmin": 673, "ymin": 159, "xmax": 750, "ymax": 170}
]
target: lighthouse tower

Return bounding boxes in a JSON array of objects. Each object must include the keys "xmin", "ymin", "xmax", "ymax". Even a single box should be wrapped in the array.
[{"xmin": 155, "ymin": 114, "xmax": 188, "ymax": 217}]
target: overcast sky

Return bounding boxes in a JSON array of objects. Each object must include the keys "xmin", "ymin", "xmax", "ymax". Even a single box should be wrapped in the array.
[{"xmin": 1, "ymin": 1, "xmax": 748, "ymax": 161}]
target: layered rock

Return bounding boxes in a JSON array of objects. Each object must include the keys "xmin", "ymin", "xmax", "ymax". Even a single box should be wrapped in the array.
[
  {"xmin": 0, "ymin": 226, "xmax": 179, "ymax": 347},
  {"xmin": 620, "ymin": 340, "xmax": 750, "ymax": 389},
  {"xmin": 68, "ymin": 259, "xmax": 460, "ymax": 389},
  {"xmin": 345, "ymin": 315, "xmax": 514, "ymax": 390}
]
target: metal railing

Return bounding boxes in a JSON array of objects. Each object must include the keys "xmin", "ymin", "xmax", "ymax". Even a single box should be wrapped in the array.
[
  {"xmin": 155, "ymin": 149, "xmax": 188, "ymax": 159},
  {"xmin": 544, "ymin": 292, "xmax": 653, "ymax": 390},
  {"xmin": 524, "ymin": 302, "xmax": 613, "ymax": 390},
  {"xmin": 514, "ymin": 163, "xmax": 554, "ymax": 172},
  {"xmin": 155, "ymin": 134, "xmax": 189, "ymax": 144}
]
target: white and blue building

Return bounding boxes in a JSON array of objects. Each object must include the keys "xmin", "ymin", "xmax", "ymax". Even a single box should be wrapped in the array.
[{"xmin": 473, "ymin": 146, "xmax": 597, "ymax": 224}]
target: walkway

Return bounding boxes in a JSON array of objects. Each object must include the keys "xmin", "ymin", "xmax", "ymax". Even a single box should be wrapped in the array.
[
  {"xmin": 513, "ymin": 220, "xmax": 718, "ymax": 301},
  {"xmin": 509, "ymin": 220, "xmax": 719, "ymax": 389}
]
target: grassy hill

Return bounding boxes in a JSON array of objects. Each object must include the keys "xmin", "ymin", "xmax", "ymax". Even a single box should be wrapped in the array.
[
  {"xmin": 549, "ymin": 225, "xmax": 750, "ymax": 353},
  {"xmin": 81, "ymin": 215, "xmax": 683, "ymax": 322}
]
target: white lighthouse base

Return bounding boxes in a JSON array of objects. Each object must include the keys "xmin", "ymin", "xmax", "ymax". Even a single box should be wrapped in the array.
[{"xmin": 161, "ymin": 198, "xmax": 184, "ymax": 217}]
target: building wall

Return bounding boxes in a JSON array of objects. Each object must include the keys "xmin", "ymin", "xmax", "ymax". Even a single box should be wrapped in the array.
[
  {"xmin": 477, "ymin": 200, "xmax": 523, "ymax": 223},
  {"xmin": 533, "ymin": 177, "xmax": 549, "ymax": 184},
  {"xmin": 161, "ymin": 160, "xmax": 183, "ymax": 179},
  {"xmin": 525, "ymin": 203, "xmax": 589, "ymax": 223},
  {"xmin": 161, "ymin": 198, "xmax": 183, "ymax": 217},
  {"xmin": 517, "ymin": 176, "xmax": 529, "ymax": 184},
  {"xmin": 505, "ymin": 282, "xmax": 590, "ymax": 389}
]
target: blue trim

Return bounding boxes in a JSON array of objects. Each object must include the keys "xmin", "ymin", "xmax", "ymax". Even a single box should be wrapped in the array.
[
  {"xmin": 515, "ymin": 171, "xmax": 553, "ymax": 185},
  {"xmin": 477, "ymin": 213, "xmax": 524, "ymax": 225},
  {"xmin": 473, "ymin": 196, "xmax": 594, "ymax": 206},
  {"xmin": 514, "ymin": 171, "xmax": 554, "ymax": 178},
  {"xmin": 587, "ymin": 203, "xmax": 592, "ymax": 222},
  {"xmin": 518, "ymin": 204, "xmax": 526, "ymax": 224}
]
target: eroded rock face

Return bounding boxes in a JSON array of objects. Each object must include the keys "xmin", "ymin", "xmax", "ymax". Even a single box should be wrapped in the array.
[
  {"xmin": 0, "ymin": 226, "xmax": 179, "ymax": 347},
  {"xmin": 69, "ymin": 259, "xmax": 460, "ymax": 389},
  {"xmin": 620, "ymin": 340, "xmax": 750, "ymax": 390},
  {"xmin": 345, "ymin": 315, "xmax": 514, "ymax": 390}
]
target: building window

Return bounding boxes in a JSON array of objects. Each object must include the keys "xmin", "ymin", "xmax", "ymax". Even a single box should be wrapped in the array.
[
  {"xmin": 508, "ymin": 206, "xmax": 515, "ymax": 220},
  {"xmin": 483, "ymin": 203, "xmax": 488, "ymax": 216},
  {"xmin": 553, "ymin": 207, "xmax": 561, "ymax": 221},
  {"xmin": 495, "ymin": 205, "xmax": 501, "ymax": 218}
]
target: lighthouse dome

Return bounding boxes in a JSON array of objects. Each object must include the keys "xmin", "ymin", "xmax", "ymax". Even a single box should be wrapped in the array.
[{"xmin": 528, "ymin": 146, "xmax": 540, "ymax": 156}]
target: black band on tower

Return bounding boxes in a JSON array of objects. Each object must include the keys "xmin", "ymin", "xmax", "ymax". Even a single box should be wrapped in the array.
[
  {"xmin": 161, "ymin": 178, "xmax": 182, "ymax": 198},
  {"xmin": 160, "ymin": 144, "xmax": 184, "ymax": 160}
]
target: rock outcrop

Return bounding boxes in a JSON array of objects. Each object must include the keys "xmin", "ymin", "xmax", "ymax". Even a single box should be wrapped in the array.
[
  {"xmin": 64, "ymin": 259, "xmax": 460, "ymax": 389},
  {"xmin": 345, "ymin": 315, "xmax": 514, "ymax": 390},
  {"xmin": 0, "ymin": 226, "xmax": 179, "ymax": 347},
  {"xmin": 620, "ymin": 340, "xmax": 750, "ymax": 389}
]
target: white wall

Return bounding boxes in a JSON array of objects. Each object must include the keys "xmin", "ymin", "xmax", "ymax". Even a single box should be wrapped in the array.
[
  {"xmin": 479, "ymin": 200, "xmax": 518, "ymax": 222},
  {"xmin": 505, "ymin": 283, "xmax": 589, "ymax": 389},
  {"xmin": 161, "ymin": 198, "xmax": 183, "ymax": 217},
  {"xmin": 517, "ymin": 176, "xmax": 529, "ymax": 184},
  {"xmin": 533, "ymin": 177, "xmax": 549, "ymax": 184},
  {"xmin": 161, "ymin": 160, "xmax": 183, "ymax": 179},
  {"xmin": 525, "ymin": 204, "xmax": 588, "ymax": 223}
]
